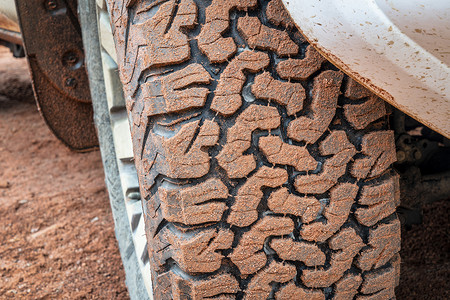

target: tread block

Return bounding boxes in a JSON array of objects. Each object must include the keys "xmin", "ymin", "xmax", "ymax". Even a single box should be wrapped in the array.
[
  {"xmin": 245, "ymin": 261, "xmax": 296, "ymax": 300},
  {"xmin": 141, "ymin": 119, "xmax": 219, "ymax": 187},
  {"xmin": 287, "ymin": 70, "xmax": 344, "ymax": 143},
  {"xmin": 267, "ymin": 187, "xmax": 321, "ymax": 223},
  {"xmin": 230, "ymin": 216, "xmax": 294, "ymax": 275},
  {"xmin": 357, "ymin": 289, "xmax": 395, "ymax": 300},
  {"xmin": 122, "ymin": 0, "xmax": 197, "ymax": 85},
  {"xmin": 294, "ymin": 131, "xmax": 356, "ymax": 194},
  {"xmin": 217, "ymin": 105, "xmax": 280, "ymax": 178},
  {"xmin": 355, "ymin": 174, "xmax": 400, "ymax": 227},
  {"xmin": 276, "ymin": 282, "xmax": 325, "ymax": 300},
  {"xmin": 210, "ymin": 51, "xmax": 270, "ymax": 116},
  {"xmin": 152, "ymin": 227, "xmax": 234, "ymax": 274},
  {"xmin": 172, "ymin": 273, "xmax": 240, "ymax": 300},
  {"xmin": 153, "ymin": 272, "xmax": 174, "ymax": 300},
  {"xmin": 106, "ymin": 0, "xmax": 130, "ymax": 79},
  {"xmin": 259, "ymin": 135, "xmax": 317, "ymax": 171},
  {"xmin": 159, "ymin": 178, "xmax": 228, "ymax": 225},
  {"xmin": 142, "ymin": 0, "xmax": 197, "ymax": 67},
  {"xmin": 276, "ymin": 45, "xmax": 326, "ymax": 81},
  {"xmin": 300, "ymin": 183, "xmax": 359, "ymax": 242},
  {"xmin": 344, "ymin": 78, "xmax": 372, "ymax": 100},
  {"xmin": 148, "ymin": 227, "xmax": 173, "ymax": 273},
  {"xmin": 359, "ymin": 254, "xmax": 400, "ymax": 299},
  {"xmin": 197, "ymin": 0, "xmax": 258, "ymax": 63},
  {"xmin": 344, "ymin": 95, "xmax": 386, "ymax": 130},
  {"xmin": 357, "ymin": 218, "xmax": 401, "ymax": 271},
  {"xmin": 175, "ymin": 228, "xmax": 234, "ymax": 274},
  {"xmin": 237, "ymin": 16, "xmax": 299, "ymax": 56},
  {"xmin": 333, "ymin": 273, "xmax": 362, "ymax": 300},
  {"xmin": 270, "ymin": 237, "xmax": 325, "ymax": 266},
  {"xmin": 252, "ymin": 72, "xmax": 306, "ymax": 115},
  {"xmin": 266, "ymin": 0, "xmax": 296, "ymax": 29},
  {"xmin": 142, "ymin": 64, "xmax": 212, "ymax": 117},
  {"xmin": 228, "ymin": 167, "xmax": 288, "ymax": 227},
  {"xmin": 145, "ymin": 192, "xmax": 165, "ymax": 238},
  {"xmin": 301, "ymin": 227, "xmax": 364, "ymax": 288},
  {"xmin": 351, "ymin": 131, "xmax": 397, "ymax": 179}
]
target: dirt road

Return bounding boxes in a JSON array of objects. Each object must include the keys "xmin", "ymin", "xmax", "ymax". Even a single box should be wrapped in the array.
[
  {"xmin": 0, "ymin": 46, "xmax": 448, "ymax": 299},
  {"xmin": 0, "ymin": 47, "xmax": 128, "ymax": 299}
]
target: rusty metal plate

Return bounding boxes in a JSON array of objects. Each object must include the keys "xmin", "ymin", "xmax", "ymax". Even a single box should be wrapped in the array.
[{"xmin": 15, "ymin": 0, "xmax": 98, "ymax": 151}]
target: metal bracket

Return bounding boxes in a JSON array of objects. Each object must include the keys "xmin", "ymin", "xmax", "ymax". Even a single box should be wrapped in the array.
[{"xmin": 15, "ymin": 0, "xmax": 98, "ymax": 151}]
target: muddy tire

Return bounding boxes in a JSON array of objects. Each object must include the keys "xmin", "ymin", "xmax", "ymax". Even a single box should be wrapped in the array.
[{"xmin": 107, "ymin": 0, "xmax": 401, "ymax": 298}]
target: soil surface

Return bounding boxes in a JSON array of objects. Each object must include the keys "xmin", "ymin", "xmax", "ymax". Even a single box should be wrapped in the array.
[
  {"xmin": 0, "ymin": 46, "xmax": 448, "ymax": 299},
  {"xmin": 0, "ymin": 47, "xmax": 128, "ymax": 299}
]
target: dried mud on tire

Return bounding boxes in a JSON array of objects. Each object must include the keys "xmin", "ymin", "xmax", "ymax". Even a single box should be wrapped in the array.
[{"xmin": 107, "ymin": 0, "xmax": 401, "ymax": 298}]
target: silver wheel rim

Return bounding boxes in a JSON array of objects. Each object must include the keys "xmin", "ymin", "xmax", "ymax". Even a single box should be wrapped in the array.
[{"xmin": 95, "ymin": 0, "xmax": 153, "ymax": 296}]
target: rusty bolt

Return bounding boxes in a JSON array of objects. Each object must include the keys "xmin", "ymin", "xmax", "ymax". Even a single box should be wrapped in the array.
[
  {"xmin": 396, "ymin": 150, "xmax": 406, "ymax": 163},
  {"xmin": 46, "ymin": 0, "xmax": 58, "ymax": 10},
  {"xmin": 413, "ymin": 149, "xmax": 422, "ymax": 160},
  {"xmin": 65, "ymin": 78, "xmax": 77, "ymax": 88},
  {"xmin": 63, "ymin": 51, "xmax": 78, "ymax": 66},
  {"xmin": 66, "ymin": 54, "xmax": 77, "ymax": 64}
]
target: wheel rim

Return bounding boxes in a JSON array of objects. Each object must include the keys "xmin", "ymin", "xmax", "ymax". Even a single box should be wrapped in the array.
[{"xmin": 95, "ymin": 0, "xmax": 153, "ymax": 296}]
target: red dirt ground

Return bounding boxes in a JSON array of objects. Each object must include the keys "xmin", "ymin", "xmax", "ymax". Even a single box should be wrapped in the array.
[
  {"xmin": 0, "ymin": 46, "xmax": 448, "ymax": 299},
  {"xmin": 0, "ymin": 47, "xmax": 128, "ymax": 299}
]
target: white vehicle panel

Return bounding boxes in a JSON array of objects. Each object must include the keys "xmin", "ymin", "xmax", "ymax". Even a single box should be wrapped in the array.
[
  {"xmin": 0, "ymin": 0, "xmax": 20, "ymax": 33},
  {"xmin": 283, "ymin": 0, "xmax": 450, "ymax": 137}
]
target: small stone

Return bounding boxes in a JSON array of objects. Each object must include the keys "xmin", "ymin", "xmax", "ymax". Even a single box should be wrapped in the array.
[
  {"xmin": 0, "ymin": 181, "xmax": 11, "ymax": 188},
  {"xmin": 210, "ymin": 66, "xmax": 221, "ymax": 75}
]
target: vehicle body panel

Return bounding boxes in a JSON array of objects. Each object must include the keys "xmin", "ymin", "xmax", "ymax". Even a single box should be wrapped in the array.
[
  {"xmin": 0, "ymin": 0, "xmax": 19, "ymax": 28},
  {"xmin": 283, "ymin": 0, "xmax": 450, "ymax": 138},
  {"xmin": 0, "ymin": 0, "xmax": 449, "ymax": 137},
  {"xmin": 0, "ymin": 0, "xmax": 20, "ymax": 45}
]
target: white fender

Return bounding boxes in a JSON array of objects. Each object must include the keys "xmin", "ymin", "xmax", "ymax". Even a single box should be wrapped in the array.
[{"xmin": 283, "ymin": 0, "xmax": 450, "ymax": 137}]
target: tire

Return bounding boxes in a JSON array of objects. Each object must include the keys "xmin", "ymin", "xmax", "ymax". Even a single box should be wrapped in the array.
[{"xmin": 107, "ymin": 0, "xmax": 401, "ymax": 299}]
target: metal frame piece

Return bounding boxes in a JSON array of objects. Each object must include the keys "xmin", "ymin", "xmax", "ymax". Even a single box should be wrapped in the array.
[
  {"xmin": 15, "ymin": 0, "xmax": 97, "ymax": 151},
  {"xmin": 0, "ymin": 0, "xmax": 19, "ymax": 25},
  {"xmin": 0, "ymin": 27, "xmax": 21, "ymax": 45}
]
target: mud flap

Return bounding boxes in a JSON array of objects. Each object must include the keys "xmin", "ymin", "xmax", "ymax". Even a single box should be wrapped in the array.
[{"xmin": 15, "ymin": 0, "xmax": 98, "ymax": 151}]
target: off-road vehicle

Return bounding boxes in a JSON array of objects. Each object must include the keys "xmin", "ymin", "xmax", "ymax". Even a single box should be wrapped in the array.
[{"xmin": 1, "ymin": 0, "xmax": 449, "ymax": 298}]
